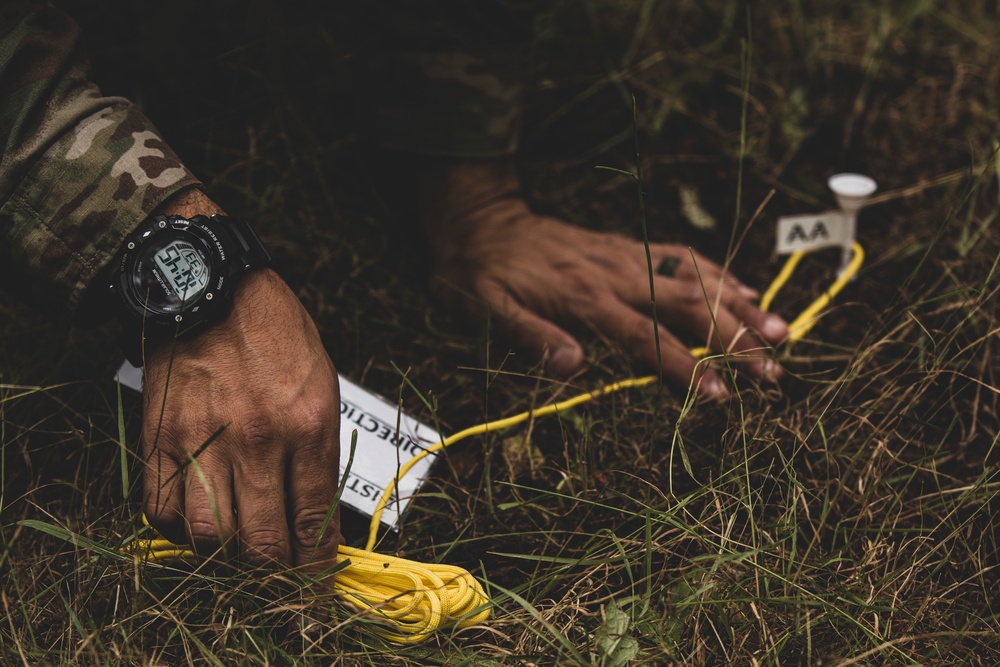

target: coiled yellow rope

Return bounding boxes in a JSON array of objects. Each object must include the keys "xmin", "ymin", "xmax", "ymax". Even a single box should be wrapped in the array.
[
  {"xmin": 123, "ymin": 520, "xmax": 491, "ymax": 644},
  {"xmin": 122, "ymin": 242, "xmax": 864, "ymax": 643}
]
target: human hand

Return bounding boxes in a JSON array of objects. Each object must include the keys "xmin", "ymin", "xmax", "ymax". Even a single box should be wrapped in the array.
[
  {"xmin": 420, "ymin": 161, "xmax": 788, "ymax": 400},
  {"xmin": 141, "ymin": 267, "xmax": 342, "ymax": 572}
]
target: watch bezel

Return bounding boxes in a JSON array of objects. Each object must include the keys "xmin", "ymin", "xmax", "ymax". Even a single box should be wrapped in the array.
[{"xmin": 113, "ymin": 215, "xmax": 237, "ymax": 331}]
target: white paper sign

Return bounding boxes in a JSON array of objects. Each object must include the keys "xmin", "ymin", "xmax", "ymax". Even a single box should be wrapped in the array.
[
  {"xmin": 775, "ymin": 211, "xmax": 849, "ymax": 255},
  {"xmin": 336, "ymin": 376, "xmax": 440, "ymax": 529},
  {"xmin": 115, "ymin": 361, "xmax": 441, "ymax": 530}
]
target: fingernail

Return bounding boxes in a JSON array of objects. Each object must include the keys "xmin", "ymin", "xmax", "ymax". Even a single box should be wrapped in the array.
[
  {"xmin": 738, "ymin": 284, "xmax": 759, "ymax": 298},
  {"xmin": 755, "ymin": 359, "xmax": 783, "ymax": 382},
  {"xmin": 703, "ymin": 376, "xmax": 730, "ymax": 400},
  {"xmin": 762, "ymin": 315, "xmax": 788, "ymax": 340},
  {"xmin": 549, "ymin": 346, "xmax": 582, "ymax": 377}
]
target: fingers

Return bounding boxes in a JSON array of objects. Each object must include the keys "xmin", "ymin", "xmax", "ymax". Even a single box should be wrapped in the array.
[
  {"xmin": 233, "ymin": 451, "xmax": 290, "ymax": 566},
  {"xmin": 682, "ymin": 292, "xmax": 777, "ymax": 378},
  {"xmin": 288, "ymin": 447, "xmax": 342, "ymax": 574},
  {"xmin": 583, "ymin": 290, "xmax": 729, "ymax": 399},
  {"xmin": 142, "ymin": 423, "xmax": 283, "ymax": 563},
  {"xmin": 224, "ymin": 396, "xmax": 341, "ymax": 571},
  {"xmin": 142, "ymin": 446, "xmax": 186, "ymax": 545},
  {"xmin": 286, "ymin": 395, "xmax": 342, "ymax": 573},
  {"xmin": 470, "ymin": 263, "xmax": 775, "ymax": 394},
  {"xmin": 725, "ymin": 291, "xmax": 789, "ymax": 346},
  {"xmin": 476, "ymin": 278, "xmax": 584, "ymax": 377},
  {"xmin": 145, "ymin": 421, "xmax": 290, "ymax": 565},
  {"xmin": 650, "ymin": 244, "xmax": 758, "ymax": 298},
  {"xmin": 619, "ymin": 268, "xmax": 785, "ymax": 378},
  {"xmin": 145, "ymin": 416, "xmax": 342, "ymax": 574},
  {"xmin": 184, "ymin": 452, "xmax": 237, "ymax": 558}
]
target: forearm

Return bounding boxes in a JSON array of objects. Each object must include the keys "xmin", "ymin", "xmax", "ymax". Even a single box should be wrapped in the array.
[
  {"xmin": 0, "ymin": 2, "xmax": 199, "ymax": 321},
  {"xmin": 419, "ymin": 159, "xmax": 521, "ymax": 237}
]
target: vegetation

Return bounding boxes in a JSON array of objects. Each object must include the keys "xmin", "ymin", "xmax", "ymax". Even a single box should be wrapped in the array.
[{"xmin": 2, "ymin": 1, "xmax": 998, "ymax": 664}]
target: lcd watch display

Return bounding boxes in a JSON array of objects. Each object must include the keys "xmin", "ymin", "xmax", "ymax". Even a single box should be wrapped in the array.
[
  {"xmin": 152, "ymin": 239, "xmax": 209, "ymax": 301},
  {"xmin": 133, "ymin": 237, "xmax": 211, "ymax": 314}
]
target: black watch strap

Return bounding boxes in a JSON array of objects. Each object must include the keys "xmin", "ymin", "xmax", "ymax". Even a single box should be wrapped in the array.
[
  {"xmin": 194, "ymin": 214, "xmax": 271, "ymax": 272},
  {"xmin": 232, "ymin": 217, "xmax": 271, "ymax": 267}
]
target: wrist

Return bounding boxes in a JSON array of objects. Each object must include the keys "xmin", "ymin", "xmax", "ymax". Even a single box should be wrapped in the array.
[
  {"xmin": 143, "ymin": 267, "xmax": 283, "ymax": 362},
  {"xmin": 418, "ymin": 159, "xmax": 523, "ymax": 234},
  {"xmin": 418, "ymin": 159, "xmax": 532, "ymax": 266}
]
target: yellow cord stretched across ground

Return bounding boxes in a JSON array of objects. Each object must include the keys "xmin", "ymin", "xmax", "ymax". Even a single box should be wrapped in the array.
[
  {"xmin": 767, "ymin": 242, "xmax": 865, "ymax": 342},
  {"xmin": 122, "ymin": 242, "xmax": 864, "ymax": 643}
]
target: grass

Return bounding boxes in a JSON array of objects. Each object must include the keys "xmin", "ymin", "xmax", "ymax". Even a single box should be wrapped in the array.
[{"xmin": 3, "ymin": 0, "xmax": 1000, "ymax": 664}]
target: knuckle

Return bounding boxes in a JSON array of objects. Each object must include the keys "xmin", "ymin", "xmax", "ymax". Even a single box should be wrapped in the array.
[
  {"xmin": 241, "ymin": 528, "xmax": 289, "ymax": 565},
  {"xmin": 612, "ymin": 235, "xmax": 641, "ymax": 258},
  {"xmin": 472, "ymin": 275, "xmax": 504, "ymax": 302},
  {"xmin": 233, "ymin": 416, "xmax": 278, "ymax": 450},
  {"xmin": 563, "ymin": 269, "xmax": 606, "ymax": 304},
  {"xmin": 290, "ymin": 400, "xmax": 336, "ymax": 444},
  {"xmin": 142, "ymin": 419, "xmax": 184, "ymax": 454},
  {"xmin": 292, "ymin": 507, "xmax": 337, "ymax": 550},
  {"xmin": 143, "ymin": 500, "xmax": 180, "ymax": 528},
  {"xmin": 187, "ymin": 516, "xmax": 226, "ymax": 549},
  {"xmin": 676, "ymin": 282, "xmax": 706, "ymax": 307},
  {"xmin": 624, "ymin": 317, "xmax": 655, "ymax": 349}
]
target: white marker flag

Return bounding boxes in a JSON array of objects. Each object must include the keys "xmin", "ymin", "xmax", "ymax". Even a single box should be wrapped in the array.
[{"xmin": 775, "ymin": 211, "xmax": 849, "ymax": 255}]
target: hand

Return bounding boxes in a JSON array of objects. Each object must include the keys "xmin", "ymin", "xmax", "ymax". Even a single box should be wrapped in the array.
[
  {"xmin": 142, "ymin": 269, "xmax": 343, "ymax": 571},
  {"xmin": 419, "ymin": 161, "xmax": 788, "ymax": 399},
  {"xmin": 139, "ymin": 191, "xmax": 342, "ymax": 572}
]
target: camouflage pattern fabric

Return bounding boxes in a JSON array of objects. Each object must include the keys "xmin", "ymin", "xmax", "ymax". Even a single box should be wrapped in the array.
[
  {"xmin": 0, "ymin": 1, "xmax": 200, "ymax": 322},
  {"xmin": 0, "ymin": 1, "xmax": 547, "ymax": 321},
  {"xmin": 355, "ymin": 0, "xmax": 551, "ymax": 157}
]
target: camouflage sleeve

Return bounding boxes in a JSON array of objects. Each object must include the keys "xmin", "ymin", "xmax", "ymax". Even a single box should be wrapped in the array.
[
  {"xmin": 0, "ymin": 1, "xmax": 201, "ymax": 321},
  {"xmin": 357, "ymin": 0, "xmax": 552, "ymax": 158}
]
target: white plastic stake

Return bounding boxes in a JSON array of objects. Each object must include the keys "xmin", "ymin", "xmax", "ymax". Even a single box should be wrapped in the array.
[{"xmin": 827, "ymin": 173, "xmax": 876, "ymax": 272}]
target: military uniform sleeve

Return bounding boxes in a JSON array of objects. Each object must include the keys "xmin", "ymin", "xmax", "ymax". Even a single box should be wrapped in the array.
[
  {"xmin": 0, "ymin": 1, "xmax": 201, "ymax": 321},
  {"xmin": 357, "ymin": 0, "xmax": 551, "ymax": 158}
]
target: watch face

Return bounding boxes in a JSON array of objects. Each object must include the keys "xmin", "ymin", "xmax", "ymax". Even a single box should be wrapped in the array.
[
  {"xmin": 114, "ymin": 213, "xmax": 268, "ymax": 337},
  {"xmin": 132, "ymin": 235, "xmax": 212, "ymax": 315}
]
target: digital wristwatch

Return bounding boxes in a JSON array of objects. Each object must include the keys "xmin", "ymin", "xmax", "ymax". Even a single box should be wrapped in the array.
[{"xmin": 109, "ymin": 213, "xmax": 271, "ymax": 365}]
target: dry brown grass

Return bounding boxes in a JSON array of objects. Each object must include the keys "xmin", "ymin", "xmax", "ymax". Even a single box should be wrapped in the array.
[{"xmin": 2, "ymin": 1, "xmax": 999, "ymax": 664}]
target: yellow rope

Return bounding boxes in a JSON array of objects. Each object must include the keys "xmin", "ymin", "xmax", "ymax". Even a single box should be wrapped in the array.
[
  {"xmin": 122, "ymin": 519, "xmax": 492, "ymax": 644},
  {"xmin": 122, "ymin": 242, "xmax": 864, "ymax": 643},
  {"xmin": 777, "ymin": 242, "xmax": 865, "ymax": 342},
  {"xmin": 362, "ymin": 377, "xmax": 658, "ymax": 553}
]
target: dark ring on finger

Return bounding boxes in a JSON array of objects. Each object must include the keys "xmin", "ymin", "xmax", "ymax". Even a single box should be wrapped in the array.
[{"xmin": 657, "ymin": 257, "xmax": 680, "ymax": 277}]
